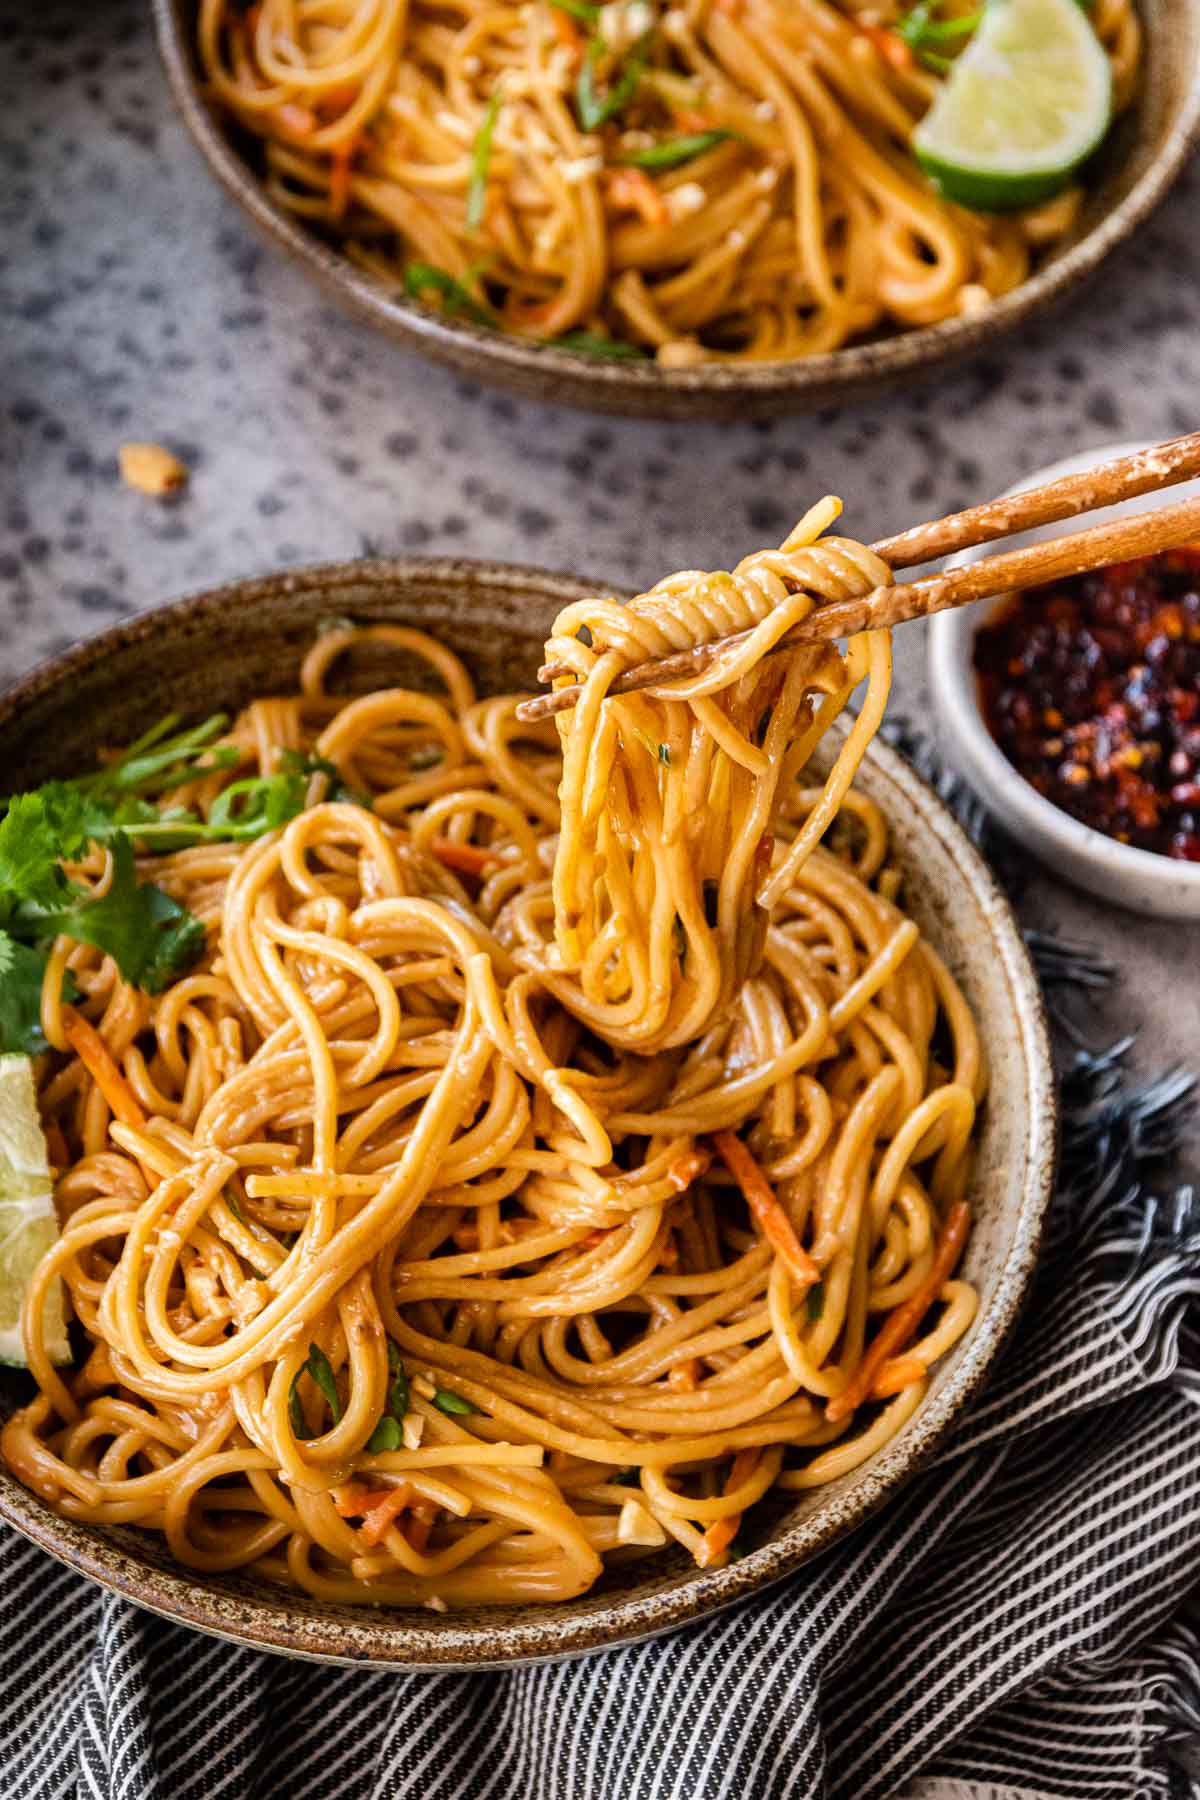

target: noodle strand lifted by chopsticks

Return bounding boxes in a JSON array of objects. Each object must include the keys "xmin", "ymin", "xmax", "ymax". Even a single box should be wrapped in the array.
[{"xmin": 4, "ymin": 504, "xmax": 983, "ymax": 1607}]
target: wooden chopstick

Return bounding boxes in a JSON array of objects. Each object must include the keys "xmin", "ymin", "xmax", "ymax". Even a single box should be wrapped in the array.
[
  {"xmin": 515, "ymin": 442, "xmax": 1200, "ymax": 725},
  {"xmin": 870, "ymin": 430, "xmax": 1200, "ymax": 569}
]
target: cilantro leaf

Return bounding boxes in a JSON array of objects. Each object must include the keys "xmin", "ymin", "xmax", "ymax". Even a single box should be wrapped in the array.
[
  {"xmin": 15, "ymin": 838, "xmax": 205, "ymax": 993},
  {"xmin": 0, "ymin": 790, "xmax": 87, "ymax": 913},
  {"xmin": 0, "ymin": 933, "xmax": 78, "ymax": 1055}
]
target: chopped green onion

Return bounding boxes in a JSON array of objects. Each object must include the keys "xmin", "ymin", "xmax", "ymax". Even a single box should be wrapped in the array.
[
  {"xmin": 433, "ymin": 1388, "xmax": 478, "ymax": 1416},
  {"xmin": 550, "ymin": 330, "xmax": 651, "ymax": 361},
  {"xmin": 367, "ymin": 1414, "xmax": 404, "ymax": 1453},
  {"xmin": 279, "ymin": 749, "xmax": 369, "ymax": 809},
  {"xmin": 658, "ymin": 742, "xmax": 671, "ymax": 766},
  {"xmin": 403, "ymin": 262, "xmax": 497, "ymax": 329},
  {"xmin": 386, "ymin": 1341, "xmax": 410, "ymax": 1421},
  {"xmin": 549, "ymin": 0, "xmax": 600, "ymax": 18},
  {"xmin": 467, "ymin": 92, "xmax": 503, "ymax": 232},
  {"xmin": 806, "ymin": 1281, "xmax": 825, "ymax": 1323},
  {"xmin": 408, "ymin": 745, "xmax": 445, "ymax": 771},
  {"xmin": 306, "ymin": 1344, "xmax": 342, "ymax": 1422},
  {"xmin": 620, "ymin": 130, "xmax": 732, "ymax": 170},
  {"xmin": 575, "ymin": 33, "xmax": 649, "ymax": 132},
  {"xmin": 289, "ymin": 1342, "xmax": 343, "ymax": 1439},
  {"xmin": 895, "ymin": 1, "xmax": 980, "ymax": 71}
]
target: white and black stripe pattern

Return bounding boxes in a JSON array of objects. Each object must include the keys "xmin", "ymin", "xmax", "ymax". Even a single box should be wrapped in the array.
[{"xmin": 3, "ymin": 735, "xmax": 1199, "ymax": 1800}]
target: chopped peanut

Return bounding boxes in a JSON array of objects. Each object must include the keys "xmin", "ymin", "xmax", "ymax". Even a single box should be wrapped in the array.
[{"xmin": 118, "ymin": 442, "xmax": 188, "ymax": 498}]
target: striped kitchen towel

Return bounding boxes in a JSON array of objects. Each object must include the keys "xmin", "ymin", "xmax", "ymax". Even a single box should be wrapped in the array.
[{"xmin": 2, "ymin": 746, "xmax": 1199, "ymax": 1800}]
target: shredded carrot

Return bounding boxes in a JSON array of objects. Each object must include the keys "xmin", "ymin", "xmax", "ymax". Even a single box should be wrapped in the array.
[
  {"xmin": 698, "ymin": 1447, "xmax": 759, "ymax": 1565},
  {"xmin": 668, "ymin": 1359, "xmax": 700, "ymax": 1394},
  {"xmin": 333, "ymin": 1481, "xmax": 391, "ymax": 1518},
  {"xmin": 712, "ymin": 1130, "xmax": 819, "ymax": 1286},
  {"xmin": 826, "ymin": 1200, "xmax": 971, "ymax": 1424},
  {"xmin": 667, "ymin": 1148, "xmax": 711, "ymax": 1191},
  {"xmin": 607, "ymin": 168, "xmax": 670, "ymax": 229},
  {"xmin": 429, "ymin": 837, "xmax": 500, "ymax": 876},
  {"xmin": 328, "ymin": 135, "xmax": 361, "ymax": 220},
  {"xmin": 359, "ymin": 1482, "xmax": 414, "ymax": 1547},
  {"xmin": 550, "ymin": 7, "xmax": 583, "ymax": 52},
  {"xmin": 673, "ymin": 108, "xmax": 714, "ymax": 132},
  {"xmin": 62, "ymin": 1008, "xmax": 146, "ymax": 1129},
  {"xmin": 579, "ymin": 1227, "xmax": 612, "ymax": 1250},
  {"xmin": 43, "ymin": 1121, "xmax": 70, "ymax": 1171},
  {"xmin": 859, "ymin": 22, "xmax": 913, "ymax": 69},
  {"xmin": 407, "ymin": 1500, "xmax": 438, "ymax": 1551},
  {"xmin": 871, "ymin": 1353, "xmax": 928, "ymax": 1400},
  {"xmin": 275, "ymin": 101, "xmax": 318, "ymax": 139},
  {"xmin": 317, "ymin": 83, "xmax": 360, "ymax": 119}
]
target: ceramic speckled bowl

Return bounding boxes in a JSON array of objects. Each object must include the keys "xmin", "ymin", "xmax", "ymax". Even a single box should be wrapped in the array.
[
  {"xmin": 151, "ymin": 0, "xmax": 1200, "ymax": 420},
  {"xmin": 0, "ymin": 560, "xmax": 1057, "ymax": 1667}
]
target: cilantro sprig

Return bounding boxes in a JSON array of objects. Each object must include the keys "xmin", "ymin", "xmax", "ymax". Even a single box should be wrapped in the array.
[{"xmin": 0, "ymin": 712, "xmax": 337, "ymax": 1053}]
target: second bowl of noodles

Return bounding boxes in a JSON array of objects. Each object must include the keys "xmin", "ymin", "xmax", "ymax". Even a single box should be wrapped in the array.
[{"xmin": 153, "ymin": 0, "xmax": 1200, "ymax": 416}]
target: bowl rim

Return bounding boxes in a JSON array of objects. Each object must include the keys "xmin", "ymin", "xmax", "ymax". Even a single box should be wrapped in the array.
[
  {"xmin": 150, "ymin": 0, "xmax": 1200, "ymax": 416},
  {"xmin": 0, "ymin": 557, "xmax": 1058, "ymax": 1667},
  {"xmin": 927, "ymin": 442, "xmax": 1200, "ymax": 899}
]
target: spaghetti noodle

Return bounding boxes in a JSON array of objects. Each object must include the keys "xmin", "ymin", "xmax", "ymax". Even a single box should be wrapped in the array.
[
  {"xmin": 4, "ymin": 503, "xmax": 984, "ymax": 1607},
  {"xmin": 197, "ymin": 0, "xmax": 1141, "ymax": 364}
]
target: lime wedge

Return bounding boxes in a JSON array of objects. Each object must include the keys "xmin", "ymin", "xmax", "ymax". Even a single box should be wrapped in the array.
[
  {"xmin": 914, "ymin": 0, "xmax": 1113, "ymax": 211},
  {"xmin": 0, "ymin": 1054, "xmax": 69, "ymax": 1366}
]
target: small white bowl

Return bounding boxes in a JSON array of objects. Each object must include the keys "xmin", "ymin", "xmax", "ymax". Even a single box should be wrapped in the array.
[{"xmin": 928, "ymin": 440, "xmax": 1200, "ymax": 921}]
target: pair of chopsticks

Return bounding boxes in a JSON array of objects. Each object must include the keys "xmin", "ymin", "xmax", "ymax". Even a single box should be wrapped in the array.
[{"xmin": 515, "ymin": 432, "xmax": 1200, "ymax": 724}]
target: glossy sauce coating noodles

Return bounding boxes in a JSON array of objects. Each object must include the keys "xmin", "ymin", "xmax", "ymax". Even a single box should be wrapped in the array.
[
  {"xmin": 5, "ymin": 509, "xmax": 983, "ymax": 1607},
  {"xmin": 197, "ymin": 0, "xmax": 1140, "ymax": 363}
]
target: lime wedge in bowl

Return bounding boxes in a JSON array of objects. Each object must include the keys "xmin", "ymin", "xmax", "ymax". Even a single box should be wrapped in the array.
[
  {"xmin": 914, "ymin": 0, "xmax": 1113, "ymax": 212},
  {"xmin": 0, "ymin": 1054, "xmax": 69, "ymax": 1366}
]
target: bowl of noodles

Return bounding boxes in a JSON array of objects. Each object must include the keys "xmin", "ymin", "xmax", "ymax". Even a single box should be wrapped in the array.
[
  {"xmin": 150, "ymin": 0, "xmax": 1200, "ymax": 417},
  {"xmin": 0, "ymin": 531, "xmax": 1057, "ymax": 1665}
]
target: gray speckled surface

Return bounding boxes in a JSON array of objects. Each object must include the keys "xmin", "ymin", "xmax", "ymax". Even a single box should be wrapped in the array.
[{"xmin": 1, "ymin": 0, "xmax": 1198, "ymax": 1078}]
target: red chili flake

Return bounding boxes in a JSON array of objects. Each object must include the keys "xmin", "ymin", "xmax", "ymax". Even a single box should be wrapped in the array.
[{"xmin": 974, "ymin": 548, "xmax": 1200, "ymax": 861}]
